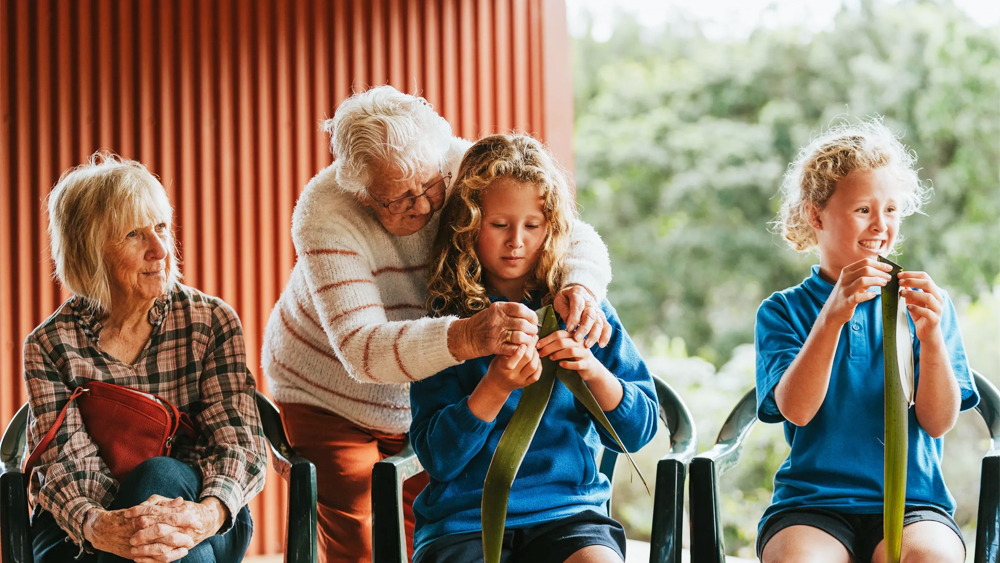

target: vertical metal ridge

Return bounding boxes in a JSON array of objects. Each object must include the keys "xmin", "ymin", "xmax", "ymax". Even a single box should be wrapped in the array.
[{"xmin": 0, "ymin": 0, "xmax": 573, "ymax": 555}]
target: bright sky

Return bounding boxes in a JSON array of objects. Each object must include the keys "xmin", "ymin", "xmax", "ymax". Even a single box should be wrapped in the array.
[{"xmin": 565, "ymin": 0, "xmax": 1000, "ymax": 41}]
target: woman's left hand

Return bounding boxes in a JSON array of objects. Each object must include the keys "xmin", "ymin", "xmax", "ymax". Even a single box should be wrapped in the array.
[
  {"xmin": 126, "ymin": 495, "xmax": 228, "ymax": 559},
  {"xmin": 552, "ymin": 285, "xmax": 612, "ymax": 348},
  {"xmin": 898, "ymin": 271, "xmax": 945, "ymax": 343}
]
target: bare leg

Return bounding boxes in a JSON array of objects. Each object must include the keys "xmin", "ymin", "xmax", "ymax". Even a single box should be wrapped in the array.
[
  {"xmin": 562, "ymin": 544, "xmax": 623, "ymax": 563},
  {"xmin": 869, "ymin": 521, "xmax": 964, "ymax": 563},
  {"xmin": 761, "ymin": 525, "xmax": 855, "ymax": 563}
]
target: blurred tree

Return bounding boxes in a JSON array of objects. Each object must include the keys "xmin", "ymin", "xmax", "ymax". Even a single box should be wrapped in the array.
[
  {"xmin": 574, "ymin": 1, "xmax": 999, "ymax": 557},
  {"xmin": 573, "ymin": 0, "xmax": 999, "ymax": 366}
]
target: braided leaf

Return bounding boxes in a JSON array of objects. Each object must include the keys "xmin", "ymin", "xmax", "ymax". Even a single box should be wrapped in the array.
[
  {"xmin": 481, "ymin": 306, "xmax": 560, "ymax": 563},
  {"xmin": 879, "ymin": 255, "xmax": 908, "ymax": 563},
  {"xmin": 554, "ymin": 367, "xmax": 649, "ymax": 493}
]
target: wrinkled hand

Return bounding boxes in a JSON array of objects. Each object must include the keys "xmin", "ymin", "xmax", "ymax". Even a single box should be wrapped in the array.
[
  {"xmin": 552, "ymin": 285, "xmax": 612, "ymax": 348},
  {"xmin": 823, "ymin": 258, "xmax": 892, "ymax": 326},
  {"xmin": 125, "ymin": 495, "xmax": 228, "ymax": 562},
  {"xmin": 898, "ymin": 271, "xmax": 944, "ymax": 342},
  {"xmin": 464, "ymin": 301, "xmax": 539, "ymax": 358},
  {"xmin": 83, "ymin": 507, "xmax": 161, "ymax": 561},
  {"xmin": 537, "ymin": 330, "xmax": 609, "ymax": 383},
  {"xmin": 484, "ymin": 342, "xmax": 543, "ymax": 395}
]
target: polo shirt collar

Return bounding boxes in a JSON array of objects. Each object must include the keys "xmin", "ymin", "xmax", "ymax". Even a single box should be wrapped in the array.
[{"xmin": 802, "ymin": 265, "xmax": 835, "ymax": 301}]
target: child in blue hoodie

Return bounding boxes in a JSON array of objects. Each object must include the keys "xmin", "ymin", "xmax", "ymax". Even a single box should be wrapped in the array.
[{"xmin": 412, "ymin": 134, "xmax": 659, "ymax": 563}]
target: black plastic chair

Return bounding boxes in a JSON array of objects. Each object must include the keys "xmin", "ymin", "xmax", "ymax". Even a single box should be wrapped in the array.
[
  {"xmin": 0, "ymin": 392, "xmax": 319, "ymax": 563},
  {"xmin": 254, "ymin": 391, "xmax": 319, "ymax": 563},
  {"xmin": 688, "ymin": 369, "xmax": 999, "ymax": 563},
  {"xmin": 371, "ymin": 374, "xmax": 698, "ymax": 563}
]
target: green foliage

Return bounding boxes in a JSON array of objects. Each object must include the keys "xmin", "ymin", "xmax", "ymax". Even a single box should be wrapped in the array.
[
  {"xmin": 573, "ymin": 0, "xmax": 1000, "ymax": 366},
  {"xmin": 576, "ymin": 1, "xmax": 1000, "ymax": 557}
]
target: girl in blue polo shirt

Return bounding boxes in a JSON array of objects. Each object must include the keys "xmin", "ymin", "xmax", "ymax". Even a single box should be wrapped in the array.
[
  {"xmin": 755, "ymin": 118, "xmax": 980, "ymax": 563},
  {"xmin": 412, "ymin": 133, "xmax": 659, "ymax": 563}
]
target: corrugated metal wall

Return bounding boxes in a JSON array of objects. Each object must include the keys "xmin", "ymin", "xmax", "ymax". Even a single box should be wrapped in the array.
[{"xmin": 0, "ymin": 0, "xmax": 574, "ymax": 555}]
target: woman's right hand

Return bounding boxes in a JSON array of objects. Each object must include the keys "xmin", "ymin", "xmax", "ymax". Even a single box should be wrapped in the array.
[
  {"xmin": 448, "ymin": 302, "xmax": 539, "ymax": 360},
  {"xmin": 83, "ymin": 507, "xmax": 190, "ymax": 563},
  {"xmin": 823, "ymin": 258, "xmax": 893, "ymax": 326}
]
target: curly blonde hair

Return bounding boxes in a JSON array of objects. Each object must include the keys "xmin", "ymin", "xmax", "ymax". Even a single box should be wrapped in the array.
[
  {"xmin": 427, "ymin": 134, "xmax": 577, "ymax": 317},
  {"xmin": 776, "ymin": 117, "xmax": 930, "ymax": 251}
]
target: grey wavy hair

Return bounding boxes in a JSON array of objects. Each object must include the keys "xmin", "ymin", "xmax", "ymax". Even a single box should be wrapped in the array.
[
  {"xmin": 775, "ymin": 117, "xmax": 931, "ymax": 251},
  {"xmin": 47, "ymin": 152, "xmax": 180, "ymax": 315},
  {"xmin": 322, "ymin": 85, "xmax": 453, "ymax": 194}
]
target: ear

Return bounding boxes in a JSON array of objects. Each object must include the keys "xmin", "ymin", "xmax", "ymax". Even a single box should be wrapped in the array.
[
  {"xmin": 353, "ymin": 190, "xmax": 370, "ymax": 207},
  {"xmin": 806, "ymin": 202, "xmax": 823, "ymax": 231}
]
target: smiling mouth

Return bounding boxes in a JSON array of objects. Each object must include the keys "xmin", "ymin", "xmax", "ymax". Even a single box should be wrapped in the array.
[{"xmin": 858, "ymin": 240, "xmax": 886, "ymax": 252}]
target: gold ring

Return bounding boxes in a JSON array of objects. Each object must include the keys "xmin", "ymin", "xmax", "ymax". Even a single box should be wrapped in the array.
[{"xmin": 504, "ymin": 329, "xmax": 513, "ymax": 344}]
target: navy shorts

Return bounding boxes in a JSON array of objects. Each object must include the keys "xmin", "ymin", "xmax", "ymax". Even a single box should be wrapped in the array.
[
  {"xmin": 756, "ymin": 505, "xmax": 965, "ymax": 563},
  {"xmin": 414, "ymin": 509, "xmax": 626, "ymax": 563}
]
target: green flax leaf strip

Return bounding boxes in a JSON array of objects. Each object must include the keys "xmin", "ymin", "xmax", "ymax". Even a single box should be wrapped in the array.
[
  {"xmin": 879, "ymin": 255, "xmax": 907, "ymax": 563},
  {"xmin": 554, "ymin": 367, "xmax": 649, "ymax": 494},
  {"xmin": 481, "ymin": 305, "xmax": 560, "ymax": 563}
]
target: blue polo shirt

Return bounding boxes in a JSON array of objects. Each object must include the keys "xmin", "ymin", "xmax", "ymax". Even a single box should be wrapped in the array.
[
  {"xmin": 409, "ymin": 296, "xmax": 659, "ymax": 559},
  {"xmin": 755, "ymin": 266, "xmax": 979, "ymax": 531}
]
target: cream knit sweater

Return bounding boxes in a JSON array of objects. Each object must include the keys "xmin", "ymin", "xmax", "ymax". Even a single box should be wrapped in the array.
[{"xmin": 262, "ymin": 138, "xmax": 612, "ymax": 434}]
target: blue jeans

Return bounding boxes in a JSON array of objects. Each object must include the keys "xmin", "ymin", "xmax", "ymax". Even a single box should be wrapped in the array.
[{"xmin": 32, "ymin": 457, "xmax": 253, "ymax": 563}]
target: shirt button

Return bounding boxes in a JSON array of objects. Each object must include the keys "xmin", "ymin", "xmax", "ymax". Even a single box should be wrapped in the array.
[{"xmin": 852, "ymin": 323, "xmax": 861, "ymax": 331}]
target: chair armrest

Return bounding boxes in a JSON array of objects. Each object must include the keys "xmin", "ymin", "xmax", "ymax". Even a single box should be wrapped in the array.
[
  {"xmin": 975, "ymin": 451, "xmax": 998, "ymax": 563},
  {"xmin": 973, "ymin": 371, "xmax": 999, "ymax": 563},
  {"xmin": 372, "ymin": 442, "xmax": 424, "ymax": 563},
  {"xmin": 649, "ymin": 455, "xmax": 686, "ymax": 563},
  {"xmin": 688, "ymin": 387, "xmax": 757, "ymax": 563},
  {"xmin": 648, "ymin": 375, "xmax": 698, "ymax": 563},
  {"xmin": 286, "ymin": 455, "xmax": 318, "ymax": 563},
  {"xmin": 252, "ymin": 392, "xmax": 317, "ymax": 563},
  {"xmin": 1, "ymin": 471, "xmax": 32, "ymax": 563}
]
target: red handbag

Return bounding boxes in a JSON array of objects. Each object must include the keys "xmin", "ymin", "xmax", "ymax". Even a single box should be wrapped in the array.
[{"xmin": 24, "ymin": 381, "xmax": 196, "ymax": 482}]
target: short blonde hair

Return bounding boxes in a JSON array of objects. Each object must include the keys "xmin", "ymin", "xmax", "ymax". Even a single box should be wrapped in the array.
[
  {"xmin": 776, "ymin": 117, "xmax": 930, "ymax": 251},
  {"xmin": 47, "ymin": 152, "xmax": 179, "ymax": 314},
  {"xmin": 322, "ymin": 85, "xmax": 453, "ymax": 194},
  {"xmin": 427, "ymin": 134, "xmax": 577, "ymax": 317}
]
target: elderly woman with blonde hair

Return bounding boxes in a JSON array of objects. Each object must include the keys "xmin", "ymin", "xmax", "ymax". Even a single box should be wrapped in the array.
[
  {"xmin": 262, "ymin": 85, "xmax": 614, "ymax": 563},
  {"xmin": 25, "ymin": 153, "xmax": 267, "ymax": 563}
]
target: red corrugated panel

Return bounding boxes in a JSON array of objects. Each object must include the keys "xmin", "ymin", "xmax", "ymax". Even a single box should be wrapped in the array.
[{"xmin": 0, "ymin": 0, "xmax": 573, "ymax": 555}]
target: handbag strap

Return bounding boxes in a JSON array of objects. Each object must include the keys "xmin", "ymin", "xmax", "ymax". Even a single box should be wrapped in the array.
[{"xmin": 22, "ymin": 386, "xmax": 87, "ymax": 477}]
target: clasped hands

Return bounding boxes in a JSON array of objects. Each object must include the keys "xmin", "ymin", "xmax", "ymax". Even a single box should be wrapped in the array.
[{"xmin": 83, "ymin": 495, "xmax": 228, "ymax": 563}]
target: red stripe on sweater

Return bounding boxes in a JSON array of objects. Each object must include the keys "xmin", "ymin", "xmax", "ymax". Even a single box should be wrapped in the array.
[
  {"xmin": 303, "ymin": 248, "xmax": 359, "ymax": 256},
  {"xmin": 329, "ymin": 303, "xmax": 383, "ymax": 325},
  {"xmin": 339, "ymin": 325, "xmax": 364, "ymax": 349},
  {"xmin": 316, "ymin": 279, "xmax": 374, "ymax": 293},
  {"xmin": 393, "ymin": 323, "xmax": 417, "ymax": 381},
  {"xmin": 279, "ymin": 308, "xmax": 341, "ymax": 364},
  {"xmin": 271, "ymin": 358, "xmax": 408, "ymax": 410},
  {"xmin": 371, "ymin": 264, "xmax": 427, "ymax": 276},
  {"xmin": 363, "ymin": 325, "xmax": 381, "ymax": 382},
  {"xmin": 294, "ymin": 299, "xmax": 324, "ymax": 332}
]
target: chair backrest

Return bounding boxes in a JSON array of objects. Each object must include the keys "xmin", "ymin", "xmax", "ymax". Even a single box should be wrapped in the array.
[
  {"xmin": 1, "ymin": 403, "xmax": 30, "ymax": 475},
  {"xmin": 973, "ymin": 370, "xmax": 999, "ymax": 451},
  {"xmin": 254, "ymin": 390, "xmax": 297, "ymax": 467}
]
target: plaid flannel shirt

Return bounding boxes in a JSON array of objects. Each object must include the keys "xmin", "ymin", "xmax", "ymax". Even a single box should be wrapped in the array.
[{"xmin": 23, "ymin": 284, "xmax": 268, "ymax": 550}]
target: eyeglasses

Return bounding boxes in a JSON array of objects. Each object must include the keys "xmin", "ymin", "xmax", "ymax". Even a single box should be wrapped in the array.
[{"xmin": 368, "ymin": 173, "xmax": 452, "ymax": 215}]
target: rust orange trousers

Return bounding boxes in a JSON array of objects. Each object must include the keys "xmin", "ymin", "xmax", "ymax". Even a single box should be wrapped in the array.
[{"xmin": 279, "ymin": 402, "xmax": 430, "ymax": 563}]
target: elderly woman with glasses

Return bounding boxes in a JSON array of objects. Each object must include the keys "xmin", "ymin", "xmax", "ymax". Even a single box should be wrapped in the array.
[{"xmin": 262, "ymin": 85, "xmax": 613, "ymax": 563}]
